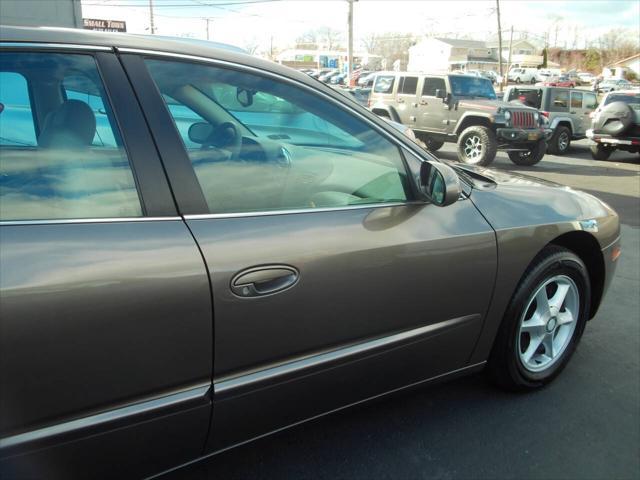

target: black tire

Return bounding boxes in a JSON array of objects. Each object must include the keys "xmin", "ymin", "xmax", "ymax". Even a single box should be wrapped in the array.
[
  {"xmin": 530, "ymin": 77, "xmax": 536, "ymax": 84},
  {"xmin": 515, "ymin": 77, "xmax": 521, "ymax": 84},
  {"xmin": 547, "ymin": 125, "xmax": 572, "ymax": 155},
  {"xmin": 508, "ymin": 139, "xmax": 546, "ymax": 166},
  {"xmin": 417, "ymin": 133, "xmax": 444, "ymax": 152},
  {"xmin": 456, "ymin": 126, "xmax": 498, "ymax": 166},
  {"xmin": 590, "ymin": 143, "xmax": 614, "ymax": 160},
  {"xmin": 487, "ymin": 246, "xmax": 591, "ymax": 391}
]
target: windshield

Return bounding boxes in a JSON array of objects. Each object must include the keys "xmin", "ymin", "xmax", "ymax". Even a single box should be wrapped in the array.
[
  {"xmin": 605, "ymin": 93, "xmax": 640, "ymax": 107},
  {"xmin": 449, "ymin": 76, "xmax": 496, "ymax": 99}
]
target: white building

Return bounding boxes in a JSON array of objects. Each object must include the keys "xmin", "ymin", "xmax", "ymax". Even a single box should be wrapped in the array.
[
  {"xmin": 408, "ymin": 38, "xmax": 497, "ymax": 73},
  {"xmin": 605, "ymin": 53, "xmax": 640, "ymax": 79},
  {"xmin": 486, "ymin": 39, "xmax": 541, "ymax": 68}
]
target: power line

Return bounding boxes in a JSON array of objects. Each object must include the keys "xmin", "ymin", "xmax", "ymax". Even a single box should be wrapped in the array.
[{"xmin": 83, "ymin": 0, "xmax": 283, "ymax": 6}]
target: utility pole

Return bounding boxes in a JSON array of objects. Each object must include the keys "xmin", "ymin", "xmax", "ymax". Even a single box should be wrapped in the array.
[
  {"xmin": 507, "ymin": 25, "xmax": 514, "ymax": 75},
  {"xmin": 148, "ymin": 0, "xmax": 155, "ymax": 34},
  {"xmin": 205, "ymin": 18, "xmax": 212, "ymax": 40},
  {"xmin": 347, "ymin": 0, "xmax": 355, "ymax": 87},
  {"xmin": 496, "ymin": 0, "xmax": 503, "ymax": 91}
]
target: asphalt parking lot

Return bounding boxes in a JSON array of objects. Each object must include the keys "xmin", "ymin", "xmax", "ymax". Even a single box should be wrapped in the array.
[{"xmin": 170, "ymin": 140, "xmax": 639, "ymax": 480}]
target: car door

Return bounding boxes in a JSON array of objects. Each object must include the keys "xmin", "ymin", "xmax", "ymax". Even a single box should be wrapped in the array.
[
  {"xmin": 0, "ymin": 47, "xmax": 212, "ymax": 479},
  {"xmin": 395, "ymin": 75, "xmax": 419, "ymax": 127},
  {"xmin": 570, "ymin": 90, "xmax": 585, "ymax": 135},
  {"xmin": 419, "ymin": 76, "xmax": 449, "ymax": 133},
  {"xmin": 123, "ymin": 52, "xmax": 498, "ymax": 453}
]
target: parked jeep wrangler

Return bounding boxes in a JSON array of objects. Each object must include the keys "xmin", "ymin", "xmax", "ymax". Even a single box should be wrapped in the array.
[
  {"xmin": 505, "ymin": 86, "xmax": 598, "ymax": 155},
  {"xmin": 586, "ymin": 90, "xmax": 640, "ymax": 160},
  {"xmin": 369, "ymin": 72, "xmax": 548, "ymax": 166}
]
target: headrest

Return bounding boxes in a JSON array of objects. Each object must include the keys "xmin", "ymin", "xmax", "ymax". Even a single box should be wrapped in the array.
[{"xmin": 38, "ymin": 100, "xmax": 96, "ymax": 148}]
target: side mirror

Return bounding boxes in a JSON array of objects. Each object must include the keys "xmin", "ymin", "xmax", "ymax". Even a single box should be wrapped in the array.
[
  {"xmin": 188, "ymin": 122, "xmax": 214, "ymax": 144},
  {"xmin": 236, "ymin": 88, "xmax": 254, "ymax": 107},
  {"xmin": 435, "ymin": 89, "xmax": 446, "ymax": 100},
  {"xmin": 419, "ymin": 161, "xmax": 461, "ymax": 207}
]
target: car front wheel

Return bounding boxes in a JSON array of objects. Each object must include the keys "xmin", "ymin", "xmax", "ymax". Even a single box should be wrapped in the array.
[
  {"xmin": 456, "ymin": 126, "xmax": 497, "ymax": 166},
  {"xmin": 487, "ymin": 246, "xmax": 590, "ymax": 391},
  {"xmin": 508, "ymin": 139, "xmax": 546, "ymax": 165}
]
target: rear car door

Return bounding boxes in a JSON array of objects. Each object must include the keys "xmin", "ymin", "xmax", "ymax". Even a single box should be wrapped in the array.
[
  {"xmin": 570, "ymin": 90, "xmax": 585, "ymax": 134},
  {"xmin": 419, "ymin": 76, "xmax": 449, "ymax": 133},
  {"xmin": 395, "ymin": 75, "xmax": 419, "ymax": 127},
  {"xmin": 123, "ymin": 52, "xmax": 498, "ymax": 453},
  {"xmin": 0, "ymin": 47, "xmax": 212, "ymax": 479},
  {"xmin": 581, "ymin": 92, "xmax": 598, "ymax": 136}
]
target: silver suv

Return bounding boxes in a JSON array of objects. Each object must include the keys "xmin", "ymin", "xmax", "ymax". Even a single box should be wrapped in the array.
[
  {"xmin": 505, "ymin": 86, "xmax": 598, "ymax": 155},
  {"xmin": 369, "ymin": 72, "xmax": 548, "ymax": 166}
]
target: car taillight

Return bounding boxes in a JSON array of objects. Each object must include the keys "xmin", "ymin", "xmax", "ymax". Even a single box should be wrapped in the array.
[{"xmin": 540, "ymin": 111, "xmax": 549, "ymax": 118}]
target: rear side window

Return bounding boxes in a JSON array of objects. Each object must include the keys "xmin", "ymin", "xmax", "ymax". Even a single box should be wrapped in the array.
[
  {"xmin": 549, "ymin": 89, "xmax": 569, "ymax": 112},
  {"xmin": 373, "ymin": 76, "xmax": 395, "ymax": 94},
  {"xmin": 604, "ymin": 93, "xmax": 640, "ymax": 107},
  {"xmin": 422, "ymin": 77, "xmax": 446, "ymax": 97},
  {"xmin": 583, "ymin": 92, "xmax": 598, "ymax": 109},
  {"xmin": 508, "ymin": 88, "xmax": 541, "ymax": 109},
  {"xmin": 570, "ymin": 92, "xmax": 583, "ymax": 109},
  {"xmin": 0, "ymin": 52, "xmax": 142, "ymax": 221},
  {"xmin": 0, "ymin": 72, "xmax": 37, "ymax": 146},
  {"xmin": 399, "ymin": 76, "xmax": 418, "ymax": 95}
]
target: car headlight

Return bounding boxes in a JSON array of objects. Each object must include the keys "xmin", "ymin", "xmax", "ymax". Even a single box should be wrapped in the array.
[
  {"xmin": 533, "ymin": 111, "xmax": 539, "ymax": 122},
  {"xmin": 504, "ymin": 110, "xmax": 511, "ymax": 122}
]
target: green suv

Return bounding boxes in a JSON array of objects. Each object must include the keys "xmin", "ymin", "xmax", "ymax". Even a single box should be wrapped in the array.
[{"xmin": 369, "ymin": 72, "xmax": 549, "ymax": 166}]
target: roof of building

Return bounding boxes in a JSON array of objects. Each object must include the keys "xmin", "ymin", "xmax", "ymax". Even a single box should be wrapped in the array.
[
  {"xmin": 611, "ymin": 52, "xmax": 640, "ymax": 66},
  {"xmin": 432, "ymin": 38, "xmax": 487, "ymax": 49},
  {"xmin": 486, "ymin": 39, "xmax": 536, "ymax": 49}
]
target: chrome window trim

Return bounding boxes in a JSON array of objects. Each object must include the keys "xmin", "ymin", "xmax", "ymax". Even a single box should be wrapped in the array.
[
  {"xmin": 0, "ymin": 382, "xmax": 210, "ymax": 450},
  {"xmin": 0, "ymin": 216, "xmax": 182, "ymax": 226},
  {"xmin": 0, "ymin": 42, "xmax": 112, "ymax": 51},
  {"xmin": 214, "ymin": 314, "xmax": 479, "ymax": 396},
  {"xmin": 184, "ymin": 202, "xmax": 415, "ymax": 220},
  {"xmin": 116, "ymin": 47, "xmax": 432, "ymax": 163}
]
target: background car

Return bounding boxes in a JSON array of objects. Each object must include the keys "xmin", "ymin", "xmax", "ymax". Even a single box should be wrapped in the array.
[
  {"xmin": 543, "ymin": 75, "xmax": 576, "ymax": 88},
  {"xmin": 507, "ymin": 67, "xmax": 538, "ymax": 84},
  {"xmin": 578, "ymin": 72, "xmax": 596, "ymax": 85},
  {"xmin": 505, "ymin": 85, "xmax": 598, "ymax": 155},
  {"xmin": 587, "ymin": 90, "xmax": 640, "ymax": 159},
  {"xmin": 598, "ymin": 78, "xmax": 632, "ymax": 93}
]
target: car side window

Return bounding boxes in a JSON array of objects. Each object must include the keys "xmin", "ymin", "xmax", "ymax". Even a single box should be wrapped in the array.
[
  {"xmin": 373, "ymin": 75, "xmax": 395, "ymax": 94},
  {"xmin": 0, "ymin": 52, "xmax": 142, "ymax": 221},
  {"xmin": 583, "ymin": 92, "xmax": 597, "ymax": 109},
  {"xmin": 399, "ymin": 76, "xmax": 418, "ymax": 95},
  {"xmin": 144, "ymin": 59, "xmax": 410, "ymax": 215},
  {"xmin": 570, "ymin": 92, "xmax": 583, "ymax": 110},
  {"xmin": 422, "ymin": 77, "xmax": 446, "ymax": 97},
  {"xmin": 0, "ymin": 72, "xmax": 37, "ymax": 146},
  {"xmin": 549, "ymin": 89, "xmax": 569, "ymax": 112}
]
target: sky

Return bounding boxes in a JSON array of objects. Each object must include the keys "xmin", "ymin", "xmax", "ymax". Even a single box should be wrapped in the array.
[{"xmin": 81, "ymin": 0, "xmax": 640, "ymax": 54}]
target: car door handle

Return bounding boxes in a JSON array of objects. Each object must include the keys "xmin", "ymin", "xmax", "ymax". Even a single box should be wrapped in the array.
[
  {"xmin": 419, "ymin": 100, "xmax": 428, "ymax": 105},
  {"xmin": 570, "ymin": 111, "xmax": 577, "ymax": 114},
  {"xmin": 397, "ymin": 98, "xmax": 404, "ymax": 103},
  {"xmin": 231, "ymin": 265, "xmax": 299, "ymax": 297}
]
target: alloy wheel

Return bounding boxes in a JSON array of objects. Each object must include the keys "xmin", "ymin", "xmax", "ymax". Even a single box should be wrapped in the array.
[
  {"xmin": 463, "ymin": 135, "xmax": 483, "ymax": 162},
  {"xmin": 558, "ymin": 131, "xmax": 570, "ymax": 152},
  {"xmin": 517, "ymin": 275, "xmax": 580, "ymax": 372}
]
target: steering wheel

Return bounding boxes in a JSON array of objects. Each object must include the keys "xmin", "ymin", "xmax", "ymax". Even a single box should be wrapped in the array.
[{"xmin": 203, "ymin": 121, "xmax": 242, "ymax": 160}]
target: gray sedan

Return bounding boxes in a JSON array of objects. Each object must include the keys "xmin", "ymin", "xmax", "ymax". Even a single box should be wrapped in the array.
[{"xmin": 0, "ymin": 26, "xmax": 621, "ymax": 479}]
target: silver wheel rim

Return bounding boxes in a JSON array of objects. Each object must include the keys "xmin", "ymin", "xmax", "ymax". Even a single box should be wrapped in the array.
[
  {"xmin": 463, "ymin": 135, "xmax": 483, "ymax": 162},
  {"xmin": 518, "ymin": 275, "xmax": 580, "ymax": 372},
  {"xmin": 558, "ymin": 131, "xmax": 569, "ymax": 151}
]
